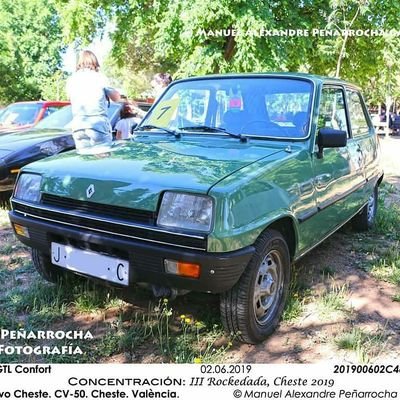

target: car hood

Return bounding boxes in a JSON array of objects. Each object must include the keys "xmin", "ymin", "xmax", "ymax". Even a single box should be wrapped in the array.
[
  {"xmin": 0, "ymin": 128, "xmax": 70, "ymax": 154},
  {"xmin": 24, "ymin": 136, "xmax": 286, "ymax": 211}
]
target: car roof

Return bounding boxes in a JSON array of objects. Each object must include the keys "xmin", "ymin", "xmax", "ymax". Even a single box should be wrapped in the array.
[
  {"xmin": 6, "ymin": 101, "xmax": 70, "ymax": 107},
  {"xmin": 173, "ymin": 72, "xmax": 360, "ymax": 90}
]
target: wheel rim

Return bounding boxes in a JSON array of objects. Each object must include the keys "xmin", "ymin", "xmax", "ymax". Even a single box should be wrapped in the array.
[
  {"xmin": 253, "ymin": 249, "xmax": 283, "ymax": 325},
  {"xmin": 367, "ymin": 191, "xmax": 376, "ymax": 223}
]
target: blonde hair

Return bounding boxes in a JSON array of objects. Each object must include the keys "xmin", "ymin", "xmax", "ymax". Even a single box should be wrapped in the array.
[{"xmin": 76, "ymin": 50, "xmax": 100, "ymax": 72}]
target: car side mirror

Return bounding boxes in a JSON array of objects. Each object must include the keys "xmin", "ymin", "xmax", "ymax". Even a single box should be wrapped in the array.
[{"xmin": 317, "ymin": 127, "xmax": 347, "ymax": 159}]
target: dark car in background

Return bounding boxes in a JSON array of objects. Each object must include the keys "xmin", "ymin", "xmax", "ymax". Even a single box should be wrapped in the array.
[
  {"xmin": 0, "ymin": 103, "xmax": 121, "ymax": 207},
  {"xmin": 0, "ymin": 101, "xmax": 70, "ymax": 134}
]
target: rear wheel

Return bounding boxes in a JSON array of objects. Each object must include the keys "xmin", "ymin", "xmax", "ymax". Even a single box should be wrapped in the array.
[
  {"xmin": 220, "ymin": 229, "xmax": 290, "ymax": 344},
  {"xmin": 352, "ymin": 185, "xmax": 378, "ymax": 231},
  {"xmin": 32, "ymin": 249, "xmax": 65, "ymax": 283}
]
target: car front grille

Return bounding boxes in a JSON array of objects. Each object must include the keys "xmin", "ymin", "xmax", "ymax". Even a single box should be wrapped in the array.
[
  {"xmin": 12, "ymin": 198, "xmax": 207, "ymax": 251},
  {"xmin": 41, "ymin": 193, "xmax": 156, "ymax": 225}
]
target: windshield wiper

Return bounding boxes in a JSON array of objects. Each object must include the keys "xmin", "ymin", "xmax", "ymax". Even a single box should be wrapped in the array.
[
  {"xmin": 179, "ymin": 125, "xmax": 247, "ymax": 142},
  {"xmin": 135, "ymin": 124, "xmax": 181, "ymax": 138}
]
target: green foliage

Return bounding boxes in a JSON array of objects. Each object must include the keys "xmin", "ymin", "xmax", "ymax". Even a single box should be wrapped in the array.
[
  {"xmin": 40, "ymin": 71, "xmax": 69, "ymax": 101},
  {"xmin": 54, "ymin": 0, "xmax": 400, "ymax": 104},
  {"xmin": 0, "ymin": 0, "xmax": 65, "ymax": 103},
  {"xmin": 103, "ymin": 58, "xmax": 152, "ymax": 99}
]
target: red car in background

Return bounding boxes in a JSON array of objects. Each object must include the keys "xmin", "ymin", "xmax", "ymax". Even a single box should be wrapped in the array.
[{"xmin": 0, "ymin": 101, "xmax": 69, "ymax": 133}]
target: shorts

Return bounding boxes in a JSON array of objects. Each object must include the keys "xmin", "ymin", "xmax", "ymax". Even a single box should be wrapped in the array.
[{"xmin": 72, "ymin": 128, "xmax": 112, "ymax": 151}]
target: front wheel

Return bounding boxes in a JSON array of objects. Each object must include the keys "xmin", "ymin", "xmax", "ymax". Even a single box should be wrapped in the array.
[
  {"xmin": 32, "ymin": 249, "xmax": 65, "ymax": 283},
  {"xmin": 352, "ymin": 185, "xmax": 378, "ymax": 231},
  {"xmin": 220, "ymin": 230, "xmax": 291, "ymax": 344}
]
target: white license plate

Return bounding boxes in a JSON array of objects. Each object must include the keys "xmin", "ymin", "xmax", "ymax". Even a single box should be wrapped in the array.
[{"xmin": 51, "ymin": 242, "xmax": 129, "ymax": 286}]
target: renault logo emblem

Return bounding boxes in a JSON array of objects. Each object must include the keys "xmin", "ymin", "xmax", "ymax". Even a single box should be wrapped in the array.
[{"xmin": 86, "ymin": 184, "xmax": 95, "ymax": 199}]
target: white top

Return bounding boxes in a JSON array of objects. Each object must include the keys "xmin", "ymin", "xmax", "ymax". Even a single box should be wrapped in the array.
[
  {"xmin": 115, "ymin": 117, "xmax": 141, "ymax": 139},
  {"xmin": 66, "ymin": 69, "xmax": 113, "ymax": 134}
]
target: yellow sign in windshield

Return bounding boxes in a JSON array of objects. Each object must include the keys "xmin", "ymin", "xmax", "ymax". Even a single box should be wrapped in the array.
[{"xmin": 146, "ymin": 98, "xmax": 179, "ymax": 127}]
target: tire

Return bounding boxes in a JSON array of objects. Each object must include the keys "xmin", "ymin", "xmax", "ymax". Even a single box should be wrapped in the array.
[
  {"xmin": 32, "ymin": 249, "xmax": 65, "ymax": 283},
  {"xmin": 220, "ymin": 229, "xmax": 291, "ymax": 344},
  {"xmin": 352, "ymin": 185, "xmax": 378, "ymax": 231}
]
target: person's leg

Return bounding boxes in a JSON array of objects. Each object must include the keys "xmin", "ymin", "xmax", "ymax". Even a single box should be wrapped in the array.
[
  {"xmin": 72, "ymin": 130, "xmax": 91, "ymax": 151},
  {"xmin": 88, "ymin": 129, "xmax": 112, "ymax": 147}
]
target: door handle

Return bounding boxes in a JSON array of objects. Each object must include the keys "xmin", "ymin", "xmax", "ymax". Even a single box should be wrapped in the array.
[{"xmin": 315, "ymin": 173, "xmax": 332, "ymax": 188}]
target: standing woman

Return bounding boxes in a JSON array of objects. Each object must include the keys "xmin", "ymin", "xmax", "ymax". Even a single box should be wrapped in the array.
[{"xmin": 66, "ymin": 50, "xmax": 120, "ymax": 152}]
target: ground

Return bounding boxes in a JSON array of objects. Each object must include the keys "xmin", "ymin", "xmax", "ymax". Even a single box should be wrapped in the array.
[{"xmin": 0, "ymin": 135, "xmax": 399, "ymax": 364}]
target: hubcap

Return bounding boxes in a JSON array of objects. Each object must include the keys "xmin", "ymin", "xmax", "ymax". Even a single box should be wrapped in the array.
[
  {"xmin": 367, "ymin": 191, "xmax": 376, "ymax": 223},
  {"xmin": 253, "ymin": 250, "xmax": 283, "ymax": 324}
]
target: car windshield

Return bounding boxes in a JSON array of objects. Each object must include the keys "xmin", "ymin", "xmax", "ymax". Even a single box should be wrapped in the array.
[
  {"xmin": 35, "ymin": 105, "xmax": 73, "ymax": 130},
  {"xmin": 34, "ymin": 103, "xmax": 120, "ymax": 131},
  {"xmin": 0, "ymin": 103, "xmax": 41, "ymax": 127},
  {"xmin": 139, "ymin": 77, "xmax": 313, "ymax": 139}
]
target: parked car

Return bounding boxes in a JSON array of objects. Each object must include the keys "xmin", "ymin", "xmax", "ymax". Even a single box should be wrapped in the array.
[
  {"xmin": 9, "ymin": 73, "xmax": 383, "ymax": 343},
  {"xmin": 0, "ymin": 103, "xmax": 121, "ymax": 207},
  {"xmin": 0, "ymin": 101, "xmax": 70, "ymax": 134}
]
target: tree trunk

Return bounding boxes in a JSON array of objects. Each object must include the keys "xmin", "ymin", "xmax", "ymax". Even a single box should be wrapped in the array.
[
  {"xmin": 335, "ymin": 6, "xmax": 360, "ymax": 78},
  {"xmin": 224, "ymin": 29, "xmax": 236, "ymax": 62}
]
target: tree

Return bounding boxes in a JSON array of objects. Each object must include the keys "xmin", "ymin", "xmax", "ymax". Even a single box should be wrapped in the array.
[
  {"xmin": 56, "ymin": 0, "xmax": 329, "ymax": 76},
  {"xmin": 40, "ymin": 71, "xmax": 69, "ymax": 101},
  {"xmin": 55, "ymin": 0, "xmax": 400, "ymax": 103},
  {"xmin": 0, "ymin": 0, "xmax": 65, "ymax": 104}
]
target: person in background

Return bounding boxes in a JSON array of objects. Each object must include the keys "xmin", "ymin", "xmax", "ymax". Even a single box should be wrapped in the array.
[
  {"xmin": 151, "ymin": 72, "xmax": 173, "ymax": 99},
  {"xmin": 66, "ymin": 50, "xmax": 120, "ymax": 152},
  {"xmin": 115, "ymin": 103, "xmax": 141, "ymax": 140}
]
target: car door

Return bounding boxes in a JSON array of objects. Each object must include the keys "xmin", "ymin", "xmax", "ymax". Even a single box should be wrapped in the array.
[
  {"xmin": 345, "ymin": 88, "xmax": 376, "ymax": 204},
  {"xmin": 310, "ymin": 85, "xmax": 354, "ymax": 237}
]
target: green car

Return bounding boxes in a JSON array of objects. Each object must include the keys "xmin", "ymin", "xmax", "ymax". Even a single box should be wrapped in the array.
[{"xmin": 9, "ymin": 73, "xmax": 383, "ymax": 343}]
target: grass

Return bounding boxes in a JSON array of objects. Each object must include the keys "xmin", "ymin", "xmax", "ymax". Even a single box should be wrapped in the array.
[
  {"xmin": 369, "ymin": 244, "xmax": 400, "ymax": 285},
  {"xmin": 72, "ymin": 285, "xmax": 124, "ymax": 314},
  {"xmin": 392, "ymin": 294, "xmax": 400, "ymax": 302},
  {"xmin": 282, "ymin": 268, "xmax": 311, "ymax": 322},
  {"xmin": 374, "ymin": 195, "xmax": 400, "ymax": 240},
  {"xmin": 316, "ymin": 283, "xmax": 349, "ymax": 320},
  {"xmin": 3, "ymin": 280, "xmax": 70, "ymax": 327},
  {"xmin": 335, "ymin": 327, "xmax": 387, "ymax": 363},
  {"xmin": 0, "ymin": 209, "xmax": 9, "ymax": 227},
  {"xmin": 41, "ymin": 298, "xmax": 230, "ymax": 364},
  {"xmin": 150, "ymin": 299, "xmax": 230, "ymax": 363}
]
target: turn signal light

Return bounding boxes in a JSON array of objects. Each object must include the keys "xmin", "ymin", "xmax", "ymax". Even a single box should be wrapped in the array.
[
  {"xmin": 164, "ymin": 259, "xmax": 201, "ymax": 279},
  {"xmin": 13, "ymin": 223, "xmax": 30, "ymax": 238}
]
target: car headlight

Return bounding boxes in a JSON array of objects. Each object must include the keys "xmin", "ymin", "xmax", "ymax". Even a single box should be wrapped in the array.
[
  {"xmin": 157, "ymin": 192, "xmax": 213, "ymax": 232},
  {"xmin": 13, "ymin": 173, "xmax": 42, "ymax": 203}
]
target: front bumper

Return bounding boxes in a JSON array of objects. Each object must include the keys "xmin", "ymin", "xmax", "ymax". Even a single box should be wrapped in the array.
[{"xmin": 9, "ymin": 210, "xmax": 254, "ymax": 293}]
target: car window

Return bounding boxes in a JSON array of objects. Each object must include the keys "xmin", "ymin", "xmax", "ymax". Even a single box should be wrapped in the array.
[
  {"xmin": 0, "ymin": 103, "xmax": 41, "ymax": 127},
  {"xmin": 35, "ymin": 104, "xmax": 119, "ymax": 131},
  {"xmin": 318, "ymin": 87, "xmax": 349, "ymax": 135},
  {"xmin": 346, "ymin": 90, "xmax": 369, "ymax": 136},
  {"xmin": 42, "ymin": 106, "xmax": 65, "ymax": 119},
  {"xmin": 141, "ymin": 78, "xmax": 313, "ymax": 139}
]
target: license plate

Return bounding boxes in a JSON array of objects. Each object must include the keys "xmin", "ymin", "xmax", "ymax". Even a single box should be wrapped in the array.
[{"xmin": 51, "ymin": 242, "xmax": 129, "ymax": 286}]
